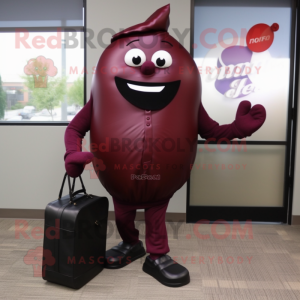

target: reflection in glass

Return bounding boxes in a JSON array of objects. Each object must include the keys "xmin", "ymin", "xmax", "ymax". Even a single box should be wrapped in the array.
[{"xmin": 0, "ymin": 32, "xmax": 84, "ymax": 122}]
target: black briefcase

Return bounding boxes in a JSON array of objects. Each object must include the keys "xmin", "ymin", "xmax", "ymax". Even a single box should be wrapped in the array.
[{"xmin": 42, "ymin": 173, "xmax": 109, "ymax": 289}]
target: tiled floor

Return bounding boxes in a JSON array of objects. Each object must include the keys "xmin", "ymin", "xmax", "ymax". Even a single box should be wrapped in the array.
[{"xmin": 0, "ymin": 218, "xmax": 300, "ymax": 299}]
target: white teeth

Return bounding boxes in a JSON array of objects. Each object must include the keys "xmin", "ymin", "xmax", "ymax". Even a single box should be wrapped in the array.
[{"xmin": 127, "ymin": 83, "xmax": 165, "ymax": 92}]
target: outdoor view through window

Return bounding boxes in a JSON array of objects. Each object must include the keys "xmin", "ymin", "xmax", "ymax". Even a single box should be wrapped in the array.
[{"xmin": 0, "ymin": 31, "xmax": 84, "ymax": 122}]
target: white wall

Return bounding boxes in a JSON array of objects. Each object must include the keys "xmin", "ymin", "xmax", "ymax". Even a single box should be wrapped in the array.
[
  {"xmin": 0, "ymin": 126, "xmax": 185, "ymax": 212},
  {"xmin": 0, "ymin": 0, "xmax": 191, "ymax": 213}
]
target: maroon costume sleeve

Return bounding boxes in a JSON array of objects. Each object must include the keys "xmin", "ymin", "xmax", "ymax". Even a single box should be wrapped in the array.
[
  {"xmin": 198, "ymin": 100, "xmax": 266, "ymax": 140},
  {"xmin": 64, "ymin": 96, "xmax": 94, "ymax": 178}
]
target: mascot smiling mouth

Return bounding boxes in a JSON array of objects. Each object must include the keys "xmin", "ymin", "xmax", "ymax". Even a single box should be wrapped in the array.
[{"xmin": 115, "ymin": 77, "xmax": 181, "ymax": 111}]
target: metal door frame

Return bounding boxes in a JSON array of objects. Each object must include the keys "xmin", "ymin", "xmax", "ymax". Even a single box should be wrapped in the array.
[{"xmin": 187, "ymin": 0, "xmax": 299, "ymax": 224}]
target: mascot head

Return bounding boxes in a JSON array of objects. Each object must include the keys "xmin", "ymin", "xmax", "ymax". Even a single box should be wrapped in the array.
[{"xmin": 94, "ymin": 4, "xmax": 200, "ymax": 111}]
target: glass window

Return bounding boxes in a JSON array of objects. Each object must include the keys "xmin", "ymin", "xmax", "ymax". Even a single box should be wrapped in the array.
[
  {"xmin": 0, "ymin": 31, "xmax": 84, "ymax": 122},
  {"xmin": 189, "ymin": 144, "xmax": 286, "ymax": 207},
  {"xmin": 194, "ymin": 0, "xmax": 292, "ymax": 141}
]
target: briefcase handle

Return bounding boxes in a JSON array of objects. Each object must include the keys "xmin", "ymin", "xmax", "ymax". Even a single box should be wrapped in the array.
[{"xmin": 58, "ymin": 172, "xmax": 87, "ymax": 200}]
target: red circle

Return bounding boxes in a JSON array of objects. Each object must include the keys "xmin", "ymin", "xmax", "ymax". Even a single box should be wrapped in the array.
[
  {"xmin": 271, "ymin": 23, "xmax": 279, "ymax": 32},
  {"xmin": 246, "ymin": 23, "xmax": 274, "ymax": 52}
]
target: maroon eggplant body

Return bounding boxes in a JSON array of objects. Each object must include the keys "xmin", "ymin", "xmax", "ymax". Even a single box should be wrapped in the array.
[{"xmin": 90, "ymin": 33, "xmax": 201, "ymax": 204}]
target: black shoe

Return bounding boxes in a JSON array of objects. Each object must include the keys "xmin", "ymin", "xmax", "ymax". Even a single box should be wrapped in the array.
[
  {"xmin": 104, "ymin": 240, "xmax": 146, "ymax": 269},
  {"xmin": 143, "ymin": 255, "xmax": 190, "ymax": 287}
]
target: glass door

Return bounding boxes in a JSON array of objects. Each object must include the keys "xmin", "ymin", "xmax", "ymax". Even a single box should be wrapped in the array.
[{"xmin": 187, "ymin": 0, "xmax": 297, "ymax": 223}]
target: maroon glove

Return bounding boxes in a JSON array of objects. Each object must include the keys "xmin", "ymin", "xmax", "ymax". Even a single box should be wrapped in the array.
[
  {"xmin": 64, "ymin": 97, "xmax": 94, "ymax": 178},
  {"xmin": 198, "ymin": 100, "xmax": 266, "ymax": 140},
  {"xmin": 232, "ymin": 100, "xmax": 266, "ymax": 138},
  {"xmin": 65, "ymin": 152, "xmax": 94, "ymax": 178}
]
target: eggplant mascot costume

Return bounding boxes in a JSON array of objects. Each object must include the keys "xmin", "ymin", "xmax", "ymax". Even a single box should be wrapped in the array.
[{"xmin": 64, "ymin": 4, "xmax": 266, "ymax": 287}]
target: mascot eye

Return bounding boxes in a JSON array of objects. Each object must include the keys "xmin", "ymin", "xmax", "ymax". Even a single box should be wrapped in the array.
[
  {"xmin": 125, "ymin": 49, "xmax": 146, "ymax": 67},
  {"xmin": 151, "ymin": 50, "xmax": 172, "ymax": 68}
]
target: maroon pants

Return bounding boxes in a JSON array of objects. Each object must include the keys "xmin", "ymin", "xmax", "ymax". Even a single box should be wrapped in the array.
[{"xmin": 113, "ymin": 198, "xmax": 170, "ymax": 257}]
